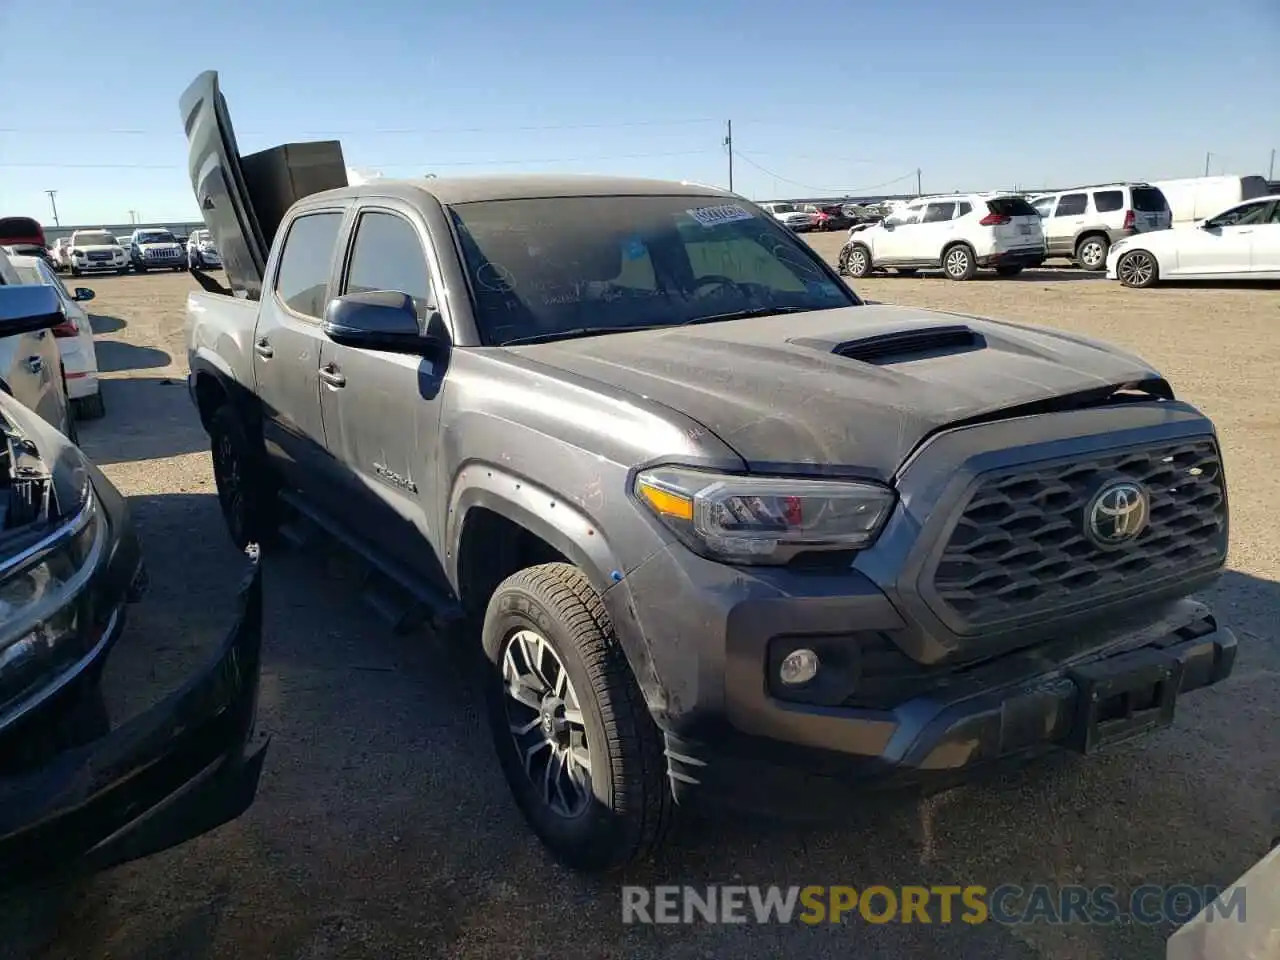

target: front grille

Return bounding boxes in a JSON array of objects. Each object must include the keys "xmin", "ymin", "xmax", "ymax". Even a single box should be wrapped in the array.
[
  {"xmin": 87, "ymin": 252, "xmax": 112, "ymax": 261},
  {"xmin": 929, "ymin": 439, "xmax": 1226, "ymax": 631}
]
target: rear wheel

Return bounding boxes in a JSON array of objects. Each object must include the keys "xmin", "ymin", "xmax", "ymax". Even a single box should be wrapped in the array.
[
  {"xmin": 995, "ymin": 264, "xmax": 1024, "ymax": 277},
  {"xmin": 209, "ymin": 405, "xmax": 278, "ymax": 550},
  {"xmin": 1075, "ymin": 234, "xmax": 1110, "ymax": 271},
  {"xmin": 942, "ymin": 243, "xmax": 977, "ymax": 280},
  {"xmin": 482, "ymin": 563, "xmax": 675, "ymax": 872},
  {"xmin": 1116, "ymin": 249, "xmax": 1159, "ymax": 288}
]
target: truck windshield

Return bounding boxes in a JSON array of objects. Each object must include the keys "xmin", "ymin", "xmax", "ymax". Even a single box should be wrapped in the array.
[
  {"xmin": 74, "ymin": 232, "xmax": 116, "ymax": 246},
  {"xmin": 137, "ymin": 231, "xmax": 175, "ymax": 243},
  {"xmin": 448, "ymin": 196, "xmax": 855, "ymax": 346}
]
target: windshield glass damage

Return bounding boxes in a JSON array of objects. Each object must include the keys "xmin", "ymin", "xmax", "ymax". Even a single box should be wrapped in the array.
[{"xmin": 448, "ymin": 195, "xmax": 855, "ymax": 346}]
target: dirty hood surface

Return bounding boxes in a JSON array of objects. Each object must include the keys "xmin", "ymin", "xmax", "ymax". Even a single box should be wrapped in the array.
[{"xmin": 512, "ymin": 304, "xmax": 1162, "ymax": 480}]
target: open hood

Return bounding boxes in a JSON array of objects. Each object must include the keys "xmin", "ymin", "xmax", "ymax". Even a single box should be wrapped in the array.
[{"xmin": 179, "ymin": 71, "xmax": 347, "ymax": 300}]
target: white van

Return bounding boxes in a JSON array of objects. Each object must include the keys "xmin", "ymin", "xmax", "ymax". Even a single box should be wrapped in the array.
[{"xmin": 1151, "ymin": 175, "xmax": 1269, "ymax": 226}]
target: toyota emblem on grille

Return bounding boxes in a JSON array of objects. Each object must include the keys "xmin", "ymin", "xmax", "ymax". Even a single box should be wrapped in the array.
[{"xmin": 1085, "ymin": 481, "xmax": 1150, "ymax": 547}]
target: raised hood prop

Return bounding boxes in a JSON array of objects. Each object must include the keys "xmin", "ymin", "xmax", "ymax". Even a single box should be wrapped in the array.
[{"xmin": 178, "ymin": 71, "xmax": 348, "ymax": 300}]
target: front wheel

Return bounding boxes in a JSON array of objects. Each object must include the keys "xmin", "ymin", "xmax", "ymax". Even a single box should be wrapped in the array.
[
  {"xmin": 482, "ymin": 563, "xmax": 675, "ymax": 872},
  {"xmin": 840, "ymin": 243, "xmax": 873, "ymax": 279},
  {"xmin": 942, "ymin": 244, "xmax": 977, "ymax": 281},
  {"xmin": 1116, "ymin": 250, "xmax": 1159, "ymax": 288}
]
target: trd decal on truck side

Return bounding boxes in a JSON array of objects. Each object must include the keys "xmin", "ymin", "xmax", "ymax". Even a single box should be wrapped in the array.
[{"xmin": 374, "ymin": 463, "xmax": 418, "ymax": 493}]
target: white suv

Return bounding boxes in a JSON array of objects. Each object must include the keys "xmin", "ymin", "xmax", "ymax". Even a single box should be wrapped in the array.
[
  {"xmin": 760, "ymin": 202, "xmax": 817, "ymax": 232},
  {"xmin": 1030, "ymin": 183, "xmax": 1171, "ymax": 271},
  {"xmin": 838, "ymin": 193, "xmax": 1046, "ymax": 280}
]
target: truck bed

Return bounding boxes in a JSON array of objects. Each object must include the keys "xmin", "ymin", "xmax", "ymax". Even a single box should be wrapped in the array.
[{"xmin": 185, "ymin": 290, "xmax": 260, "ymax": 394}]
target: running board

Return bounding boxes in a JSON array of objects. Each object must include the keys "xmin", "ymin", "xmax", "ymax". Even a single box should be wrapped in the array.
[{"xmin": 277, "ymin": 490, "xmax": 465, "ymax": 632}]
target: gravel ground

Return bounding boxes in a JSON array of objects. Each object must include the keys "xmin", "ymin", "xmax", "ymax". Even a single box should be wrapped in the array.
[{"xmin": 5, "ymin": 258, "xmax": 1278, "ymax": 960}]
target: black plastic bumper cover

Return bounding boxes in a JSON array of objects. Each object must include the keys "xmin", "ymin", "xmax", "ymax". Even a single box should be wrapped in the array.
[
  {"xmin": 0, "ymin": 556, "xmax": 267, "ymax": 885},
  {"xmin": 665, "ymin": 620, "xmax": 1237, "ymax": 817}
]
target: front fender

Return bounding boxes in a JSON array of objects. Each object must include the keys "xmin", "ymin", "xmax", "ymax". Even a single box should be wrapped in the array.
[{"xmin": 445, "ymin": 462, "xmax": 622, "ymax": 597}]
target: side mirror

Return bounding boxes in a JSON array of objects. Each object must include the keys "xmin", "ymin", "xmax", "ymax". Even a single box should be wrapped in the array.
[
  {"xmin": 0, "ymin": 284, "xmax": 65, "ymax": 336},
  {"xmin": 73, "ymin": 287, "xmax": 95, "ymax": 302},
  {"xmin": 1200, "ymin": 220, "xmax": 1218, "ymax": 230},
  {"xmin": 322, "ymin": 290, "xmax": 444, "ymax": 355}
]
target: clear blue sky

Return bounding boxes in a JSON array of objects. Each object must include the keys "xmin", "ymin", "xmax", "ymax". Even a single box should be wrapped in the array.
[{"xmin": 2, "ymin": 0, "xmax": 1276, "ymax": 226}]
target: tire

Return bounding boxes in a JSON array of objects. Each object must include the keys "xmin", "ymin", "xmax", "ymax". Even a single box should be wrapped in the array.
[
  {"xmin": 70, "ymin": 267, "xmax": 81, "ymax": 277},
  {"xmin": 1116, "ymin": 249, "xmax": 1159, "ymax": 289},
  {"xmin": 209, "ymin": 404, "xmax": 278, "ymax": 550},
  {"xmin": 995, "ymin": 264, "xmax": 1023, "ymax": 277},
  {"xmin": 840, "ymin": 243, "xmax": 873, "ymax": 279},
  {"xmin": 942, "ymin": 243, "xmax": 977, "ymax": 281},
  {"xmin": 482, "ymin": 562, "xmax": 675, "ymax": 872},
  {"xmin": 117, "ymin": 268, "xmax": 129, "ymax": 276},
  {"xmin": 1075, "ymin": 234, "xmax": 1110, "ymax": 271},
  {"xmin": 72, "ymin": 392, "xmax": 106, "ymax": 420},
  {"xmin": 135, "ymin": 265, "xmax": 147, "ymax": 274}
]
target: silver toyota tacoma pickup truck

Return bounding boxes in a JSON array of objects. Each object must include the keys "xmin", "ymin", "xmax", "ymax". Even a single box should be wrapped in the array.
[{"xmin": 179, "ymin": 71, "xmax": 1236, "ymax": 872}]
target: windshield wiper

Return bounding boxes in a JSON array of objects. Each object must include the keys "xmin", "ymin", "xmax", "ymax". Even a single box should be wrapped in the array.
[
  {"xmin": 679, "ymin": 305, "xmax": 814, "ymax": 326},
  {"xmin": 498, "ymin": 324, "xmax": 667, "ymax": 346}
]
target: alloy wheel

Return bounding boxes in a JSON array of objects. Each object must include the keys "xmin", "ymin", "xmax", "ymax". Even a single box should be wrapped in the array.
[
  {"xmin": 945, "ymin": 247, "xmax": 970, "ymax": 277},
  {"xmin": 1079, "ymin": 239, "xmax": 1105, "ymax": 268},
  {"xmin": 501, "ymin": 628, "xmax": 593, "ymax": 818},
  {"xmin": 213, "ymin": 431, "xmax": 247, "ymax": 544},
  {"xmin": 1117, "ymin": 251, "xmax": 1155, "ymax": 287}
]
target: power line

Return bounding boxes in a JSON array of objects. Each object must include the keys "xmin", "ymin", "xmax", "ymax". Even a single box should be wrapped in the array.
[
  {"xmin": 0, "ymin": 149, "xmax": 719, "ymax": 171},
  {"xmin": 0, "ymin": 117, "xmax": 720, "ymax": 137},
  {"xmin": 732, "ymin": 152, "xmax": 918, "ymax": 195}
]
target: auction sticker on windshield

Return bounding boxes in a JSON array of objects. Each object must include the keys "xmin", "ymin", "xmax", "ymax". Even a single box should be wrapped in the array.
[{"xmin": 687, "ymin": 204, "xmax": 754, "ymax": 228}]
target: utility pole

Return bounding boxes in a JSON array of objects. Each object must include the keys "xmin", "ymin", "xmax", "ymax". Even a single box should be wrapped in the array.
[
  {"xmin": 724, "ymin": 120, "xmax": 734, "ymax": 193},
  {"xmin": 1204, "ymin": 152, "xmax": 1211, "ymax": 176},
  {"xmin": 44, "ymin": 190, "xmax": 59, "ymax": 226},
  {"xmin": 129, "ymin": 209, "xmax": 139, "ymax": 225},
  {"xmin": 1269, "ymin": 148, "xmax": 1275, "ymax": 180},
  {"xmin": 916, "ymin": 168, "xmax": 922, "ymax": 196}
]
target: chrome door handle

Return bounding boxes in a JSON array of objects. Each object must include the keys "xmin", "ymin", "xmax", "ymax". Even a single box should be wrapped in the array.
[
  {"xmin": 319, "ymin": 364, "xmax": 346, "ymax": 388},
  {"xmin": 25, "ymin": 357, "xmax": 43, "ymax": 375},
  {"xmin": 254, "ymin": 338, "xmax": 274, "ymax": 358}
]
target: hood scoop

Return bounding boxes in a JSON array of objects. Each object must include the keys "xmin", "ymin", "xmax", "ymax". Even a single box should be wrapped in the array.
[{"xmin": 827, "ymin": 325, "xmax": 985, "ymax": 364}]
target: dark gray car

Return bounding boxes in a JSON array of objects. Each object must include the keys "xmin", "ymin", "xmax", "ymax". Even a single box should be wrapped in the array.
[{"xmin": 179, "ymin": 71, "xmax": 1236, "ymax": 873}]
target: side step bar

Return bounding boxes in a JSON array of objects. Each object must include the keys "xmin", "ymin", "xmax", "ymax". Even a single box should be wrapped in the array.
[{"xmin": 277, "ymin": 490, "xmax": 465, "ymax": 634}]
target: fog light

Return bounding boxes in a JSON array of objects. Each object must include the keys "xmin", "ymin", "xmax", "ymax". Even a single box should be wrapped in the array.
[{"xmin": 779, "ymin": 648, "xmax": 820, "ymax": 686}]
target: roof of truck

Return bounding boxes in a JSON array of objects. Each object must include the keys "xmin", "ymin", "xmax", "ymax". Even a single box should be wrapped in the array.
[{"xmin": 306, "ymin": 173, "xmax": 738, "ymax": 206}]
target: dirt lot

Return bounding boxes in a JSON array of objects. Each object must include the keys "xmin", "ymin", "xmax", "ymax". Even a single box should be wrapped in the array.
[{"xmin": 5, "ymin": 254, "xmax": 1278, "ymax": 960}]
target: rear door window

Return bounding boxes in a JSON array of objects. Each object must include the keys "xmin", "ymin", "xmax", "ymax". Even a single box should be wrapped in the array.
[
  {"xmin": 922, "ymin": 202, "xmax": 957, "ymax": 223},
  {"xmin": 957, "ymin": 201, "xmax": 973, "ymax": 217},
  {"xmin": 342, "ymin": 211, "xmax": 436, "ymax": 320},
  {"xmin": 1131, "ymin": 187, "xmax": 1168, "ymax": 212},
  {"xmin": 1053, "ymin": 193, "xmax": 1087, "ymax": 217},
  {"xmin": 1093, "ymin": 190, "xmax": 1124, "ymax": 213},
  {"xmin": 274, "ymin": 211, "xmax": 344, "ymax": 318}
]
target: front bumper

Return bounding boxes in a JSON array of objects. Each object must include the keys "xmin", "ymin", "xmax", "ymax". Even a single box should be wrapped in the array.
[
  {"xmin": 72, "ymin": 260, "xmax": 127, "ymax": 273},
  {"xmin": 601, "ymin": 404, "xmax": 1234, "ymax": 815},
  {"xmin": 663, "ymin": 604, "xmax": 1235, "ymax": 815},
  {"xmin": 0, "ymin": 470, "xmax": 266, "ymax": 885}
]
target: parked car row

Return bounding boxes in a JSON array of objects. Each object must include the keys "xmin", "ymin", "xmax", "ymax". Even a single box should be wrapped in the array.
[{"xmin": 43, "ymin": 229, "xmax": 220, "ymax": 276}]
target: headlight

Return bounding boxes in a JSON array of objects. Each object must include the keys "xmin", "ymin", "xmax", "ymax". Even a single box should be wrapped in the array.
[
  {"xmin": 633, "ymin": 467, "xmax": 894, "ymax": 565},
  {"xmin": 0, "ymin": 491, "xmax": 105, "ymax": 721}
]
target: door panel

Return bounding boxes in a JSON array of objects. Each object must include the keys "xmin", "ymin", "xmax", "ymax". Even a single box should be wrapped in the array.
[
  {"xmin": 1248, "ymin": 207, "xmax": 1280, "ymax": 274},
  {"xmin": 318, "ymin": 205, "xmax": 452, "ymax": 587},
  {"xmin": 253, "ymin": 210, "xmax": 345, "ymax": 499},
  {"xmin": 1048, "ymin": 193, "xmax": 1087, "ymax": 256},
  {"xmin": 1, "ymin": 330, "xmax": 65, "ymax": 432}
]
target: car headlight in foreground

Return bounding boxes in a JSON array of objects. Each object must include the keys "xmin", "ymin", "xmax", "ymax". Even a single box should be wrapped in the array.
[
  {"xmin": 0, "ymin": 488, "xmax": 106, "ymax": 726},
  {"xmin": 634, "ymin": 467, "xmax": 895, "ymax": 565}
]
